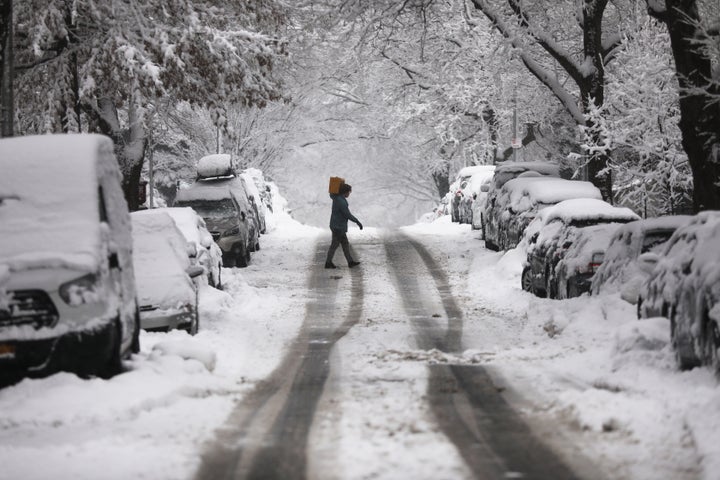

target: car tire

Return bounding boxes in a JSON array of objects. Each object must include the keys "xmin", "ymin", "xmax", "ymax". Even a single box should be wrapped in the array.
[
  {"xmin": 234, "ymin": 245, "xmax": 248, "ymax": 268},
  {"xmin": 215, "ymin": 264, "xmax": 223, "ymax": 290},
  {"xmin": 521, "ymin": 267, "xmax": 534, "ymax": 293},
  {"xmin": 671, "ymin": 308, "xmax": 700, "ymax": 370},
  {"xmin": 186, "ymin": 301, "xmax": 199, "ymax": 336},
  {"xmin": 99, "ymin": 318, "xmax": 123, "ymax": 379},
  {"xmin": 131, "ymin": 304, "xmax": 141, "ymax": 354},
  {"xmin": 485, "ymin": 238, "xmax": 499, "ymax": 251}
]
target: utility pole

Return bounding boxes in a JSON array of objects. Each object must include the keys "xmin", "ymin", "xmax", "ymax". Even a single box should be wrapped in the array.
[
  {"xmin": 148, "ymin": 141, "xmax": 154, "ymax": 208},
  {"xmin": 512, "ymin": 86, "xmax": 518, "ymax": 161}
]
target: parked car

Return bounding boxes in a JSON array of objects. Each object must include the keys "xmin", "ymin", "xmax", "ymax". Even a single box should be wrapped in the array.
[
  {"xmin": 449, "ymin": 165, "xmax": 496, "ymax": 223},
  {"xmin": 131, "ymin": 212, "xmax": 204, "ymax": 335},
  {"xmin": 470, "ymin": 173, "xmax": 495, "ymax": 231},
  {"xmin": 239, "ymin": 171, "xmax": 267, "ymax": 234},
  {"xmin": 486, "ymin": 176, "xmax": 602, "ymax": 251},
  {"xmin": 521, "ymin": 198, "xmax": 639, "ymax": 298},
  {"xmin": 482, "ymin": 161, "xmax": 562, "ymax": 250},
  {"xmin": 0, "ymin": 134, "xmax": 140, "ymax": 384},
  {"xmin": 590, "ymin": 216, "xmax": 691, "ymax": 303},
  {"xmin": 552, "ymin": 222, "xmax": 627, "ymax": 299},
  {"xmin": 458, "ymin": 167, "xmax": 496, "ymax": 228},
  {"xmin": 174, "ymin": 154, "xmax": 259, "ymax": 267},
  {"xmin": 135, "ymin": 207, "xmax": 224, "ymax": 290},
  {"xmin": 637, "ymin": 211, "xmax": 720, "ymax": 371}
]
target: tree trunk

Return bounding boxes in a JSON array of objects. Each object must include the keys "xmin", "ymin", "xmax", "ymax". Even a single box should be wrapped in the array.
[
  {"xmin": 0, "ymin": 0, "xmax": 13, "ymax": 137},
  {"xmin": 87, "ymin": 97, "xmax": 147, "ymax": 211},
  {"xmin": 652, "ymin": 0, "xmax": 720, "ymax": 211}
]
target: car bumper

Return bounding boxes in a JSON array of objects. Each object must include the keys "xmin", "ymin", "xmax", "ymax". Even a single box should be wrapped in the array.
[
  {"xmin": 568, "ymin": 273, "xmax": 593, "ymax": 296},
  {"xmin": 0, "ymin": 319, "xmax": 116, "ymax": 385},
  {"xmin": 140, "ymin": 307, "xmax": 194, "ymax": 331}
]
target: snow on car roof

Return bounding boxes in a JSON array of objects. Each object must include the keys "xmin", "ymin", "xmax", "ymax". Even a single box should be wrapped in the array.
[
  {"xmin": 175, "ymin": 177, "xmax": 250, "ymax": 209},
  {"xmin": 197, "ymin": 154, "xmax": 233, "ymax": 179},
  {"xmin": 538, "ymin": 198, "xmax": 639, "ymax": 225},
  {"xmin": 135, "ymin": 207, "xmax": 203, "ymax": 246},
  {"xmin": 0, "ymin": 134, "xmax": 114, "ymax": 271},
  {"xmin": 495, "ymin": 161, "xmax": 560, "ymax": 176},
  {"xmin": 504, "ymin": 178, "xmax": 602, "ymax": 210},
  {"xmin": 457, "ymin": 164, "xmax": 496, "ymax": 178}
]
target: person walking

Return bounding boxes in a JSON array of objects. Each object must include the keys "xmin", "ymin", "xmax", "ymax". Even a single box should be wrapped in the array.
[{"xmin": 325, "ymin": 183, "xmax": 362, "ymax": 269}]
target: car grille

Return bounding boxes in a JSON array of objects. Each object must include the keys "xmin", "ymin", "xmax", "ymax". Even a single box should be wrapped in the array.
[{"xmin": 0, "ymin": 290, "xmax": 59, "ymax": 329}]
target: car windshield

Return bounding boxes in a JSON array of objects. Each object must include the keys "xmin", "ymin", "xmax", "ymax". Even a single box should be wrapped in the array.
[
  {"xmin": 175, "ymin": 199, "xmax": 236, "ymax": 219},
  {"xmin": 568, "ymin": 217, "xmax": 633, "ymax": 228},
  {"xmin": 641, "ymin": 230, "xmax": 675, "ymax": 253}
]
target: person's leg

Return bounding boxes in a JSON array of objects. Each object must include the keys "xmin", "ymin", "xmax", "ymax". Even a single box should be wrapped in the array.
[
  {"xmin": 325, "ymin": 230, "xmax": 341, "ymax": 267},
  {"xmin": 338, "ymin": 232, "xmax": 356, "ymax": 265}
]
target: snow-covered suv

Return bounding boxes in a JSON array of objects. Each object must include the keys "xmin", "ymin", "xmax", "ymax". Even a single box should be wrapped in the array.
[
  {"xmin": 637, "ymin": 211, "xmax": 720, "ymax": 371},
  {"xmin": 0, "ymin": 134, "xmax": 140, "ymax": 384}
]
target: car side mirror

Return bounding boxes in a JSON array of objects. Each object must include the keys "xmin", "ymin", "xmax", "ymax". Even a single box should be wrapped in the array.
[
  {"xmin": 186, "ymin": 243, "xmax": 198, "ymax": 258},
  {"xmin": 186, "ymin": 265, "xmax": 205, "ymax": 278},
  {"xmin": 480, "ymin": 184, "xmax": 490, "ymax": 193},
  {"xmin": 200, "ymin": 236, "xmax": 212, "ymax": 249},
  {"xmin": 637, "ymin": 252, "xmax": 660, "ymax": 274}
]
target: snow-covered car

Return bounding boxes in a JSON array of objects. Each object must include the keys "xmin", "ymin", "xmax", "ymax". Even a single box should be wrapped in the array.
[
  {"xmin": 486, "ymin": 176, "xmax": 601, "ymax": 251},
  {"xmin": 449, "ymin": 165, "xmax": 496, "ymax": 223},
  {"xmin": 463, "ymin": 168, "xmax": 496, "ymax": 230},
  {"xmin": 135, "ymin": 207, "xmax": 224, "ymax": 290},
  {"xmin": 239, "ymin": 170, "xmax": 268, "ymax": 234},
  {"xmin": 175, "ymin": 154, "xmax": 259, "ymax": 267},
  {"xmin": 0, "ymin": 134, "xmax": 140, "ymax": 383},
  {"xmin": 521, "ymin": 198, "xmax": 639, "ymax": 298},
  {"xmin": 590, "ymin": 216, "xmax": 691, "ymax": 303},
  {"xmin": 637, "ymin": 211, "xmax": 720, "ymax": 371},
  {"xmin": 483, "ymin": 161, "xmax": 561, "ymax": 250},
  {"xmin": 131, "ymin": 212, "xmax": 204, "ymax": 334}
]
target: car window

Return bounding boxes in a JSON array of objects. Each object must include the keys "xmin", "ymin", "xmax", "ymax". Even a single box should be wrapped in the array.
[
  {"xmin": 176, "ymin": 199, "xmax": 237, "ymax": 219},
  {"xmin": 641, "ymin": 230, "xmax": 675, "ymax": 253}
]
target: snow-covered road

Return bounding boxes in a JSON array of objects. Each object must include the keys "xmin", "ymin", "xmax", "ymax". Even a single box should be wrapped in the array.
[{"xmin": 1, "ymin": 214, "xmax": 718, "ymax": 480}]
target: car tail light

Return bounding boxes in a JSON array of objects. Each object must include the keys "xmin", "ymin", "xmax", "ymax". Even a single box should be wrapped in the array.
[
  {"xmin": 59, "ymin": 273, "xmax": 100, "ymax": 305},
  {"xmin": 589, "ymin": 252, "xmax": 604, "ymax": 273}
]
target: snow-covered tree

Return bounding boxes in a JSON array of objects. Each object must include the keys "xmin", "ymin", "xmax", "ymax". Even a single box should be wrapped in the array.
[
  {"xmin": 468, "ymin": 0, "xmax": 635, "ymax": 202},
  {"xmin": 14, "ymin": 0, "xmax": 287, "ymax": 209},
  {"xmin": 647, "ymin": 0, "xmax": 720, "ymax": 212}
]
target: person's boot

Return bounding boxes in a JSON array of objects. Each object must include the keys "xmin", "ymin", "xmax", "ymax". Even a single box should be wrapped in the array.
[
  {"xmin": 325, "ymin": 262, "xmax": 337, "ymax": 269},
  {"xmin": 348, "ymin": 261, "xmax": 360, "ymax": 268}
]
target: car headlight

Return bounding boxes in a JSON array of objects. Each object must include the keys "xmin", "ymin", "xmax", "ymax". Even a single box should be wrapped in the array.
[
  {"xmin": 59, "ymin": 273, "xmax": 100, "ymax": 306},
  {"xmin": 222, "ymin": 226, "xmax": 240, "ymax": 237}
]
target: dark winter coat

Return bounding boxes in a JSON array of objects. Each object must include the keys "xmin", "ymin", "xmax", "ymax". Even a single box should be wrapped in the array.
[{"xmin": 329, "ymin": 194, "xmax": 359, "ymax": 232}]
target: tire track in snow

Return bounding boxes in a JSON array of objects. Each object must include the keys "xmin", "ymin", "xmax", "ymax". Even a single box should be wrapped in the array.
[
  {"xmin": 385, "ymin": 233, "xmax": 580, "ymax": 480},
  {"xmin": 194, "ymin": 241, "xmax": 363, "ymax": 480}
]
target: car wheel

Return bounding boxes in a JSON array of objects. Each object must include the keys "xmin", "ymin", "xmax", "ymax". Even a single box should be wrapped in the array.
[
  {"xmin": 215, "ymin": 264, "xmax": 223, "ymax": 290},
  {"xmin": 99, "ymin": 319, "xmax": 123, "ymax": 379},
  {"xmin": 255, "ymin": 239, "xmax": 261, "ymax": 251},
  {"xmin": 485, "ymin": 238, "xmax": 498, "ymax": 251},
  {"xmin": 131, "ymin": 304, "xmax": 141, "ymax": 354},
  {"xmin": 521, "ymin": 267, "xmax": 534, "ymax": 293},
  {"xmin": 234, "ymin": 245, "xmax": 248, "ymax": 268},
  {"xmin": 186, "ymin": 303, "xmax": 199, "ymax": 336},
  {"xmin": 670, "ymin": 308, "xmax": 700, "ymax": 370}
]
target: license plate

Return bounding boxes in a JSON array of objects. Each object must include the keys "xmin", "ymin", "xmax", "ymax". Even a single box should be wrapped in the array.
[{"xmin": 0, "ymin": 343, "xmax": 16, "ymax": 358}]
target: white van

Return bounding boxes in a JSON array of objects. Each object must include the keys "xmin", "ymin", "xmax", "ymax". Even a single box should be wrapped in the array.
[{"xmin": 0, "ymin": 134, "xmax": 139, "ymax": 384}]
